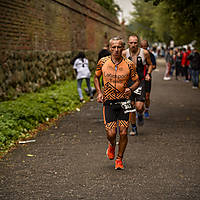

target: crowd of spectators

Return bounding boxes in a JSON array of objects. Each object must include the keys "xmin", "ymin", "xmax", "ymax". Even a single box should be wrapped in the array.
[{"xmin": 160, "ymin": 46, "xmax": 200, "ymax": 89}]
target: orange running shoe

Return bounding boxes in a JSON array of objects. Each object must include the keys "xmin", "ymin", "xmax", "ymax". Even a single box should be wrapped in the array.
[
  {"xmin": 106, "ymin": 144, "xmax": 115, "ymax": 160},
  {"xmin": 115, "ymin": 158, "xmax": 124, "ymax": 170}
]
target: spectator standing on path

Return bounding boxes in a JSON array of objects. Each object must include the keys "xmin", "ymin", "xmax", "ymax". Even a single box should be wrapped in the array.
[
  {"xmin": 94, "ymin": 36, "xmax": 139, "ymax": 170},
  {"xmin": 122, "ymin": 34, "xmax": 153, "ymax": 136},
  {"xmin": 188, "ymin": 49, "xmax": 200, "ymax": 89},
  {"xmin": 163, "ymin": 48, "xmax": 174, "ymax": 80},
  {"xmin": 161, "ymin": 46, "xmax": 165, "ymax": 57},
  {"xmin": 97, "ymin": 43, "xmax": 111, "ymax": 87},
  {"xmin": 73, "ymin": 52, "xmax": 93, "ymax": 103},
  {"xmin": 152, "ymin": 46, "xmax": 158, "ymax": 60},
  {"xmin": 170, "ymin": 50, "xmax": 176, "ymax": 76},
  {"xmin": 187, "ymin": 46, "xmax": 192, "ymax": 81},
  {"xmin": 97, "ymin": 43, "xmax": 111, "ymax": 62},
  {"xmin": 174, "ymin": 48, "xmax": 182, "ymax": 80},
  {"xmin": 181, "ymin": 48, "xmax": 190, "ymax": 82},
  {"xmin": 140, "ymin": 39, "xmax": 156, "ymax": 119}
]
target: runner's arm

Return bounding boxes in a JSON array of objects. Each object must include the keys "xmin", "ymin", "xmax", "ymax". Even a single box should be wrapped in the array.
[
  {"xmin": 125, "ymin": 63, "xmax": 140, "ymax": 96},
  {"xmin": 144, "ymin": 50, "xmax": 153, "ymax": 81},
  {"xmin": 124, "ymin": 78, "xmax": 140, "ymax": 97},
  {"xmin": 94, "ymin": 60, "xmax": 103, "ymax": 103},
  {"xmin": 94, "ymin": 75, "xmax": 103, "ymax": 103},
  {"xmin": 150, "ymin": 52, "xmax": 156, "ymax": 70}
]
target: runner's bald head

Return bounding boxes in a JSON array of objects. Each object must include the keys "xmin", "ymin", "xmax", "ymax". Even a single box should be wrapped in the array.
[{"xmin": 141, "ymin": 40, "xmax": 149, "ymax": 49}]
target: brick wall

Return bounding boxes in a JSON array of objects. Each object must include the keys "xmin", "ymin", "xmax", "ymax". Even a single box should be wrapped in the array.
[
  {"xmin": 0, "ymin": 0, "xmax": 125, "ymax": 100},
  {"xmin": 0, "ymin": 0, "xmax": 122, "ymax": 51}
]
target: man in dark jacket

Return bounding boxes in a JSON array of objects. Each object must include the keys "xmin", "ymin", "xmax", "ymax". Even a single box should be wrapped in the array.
[{"xmin": 188, "ymin": 49, "xmax": 200, "ymax": 88}]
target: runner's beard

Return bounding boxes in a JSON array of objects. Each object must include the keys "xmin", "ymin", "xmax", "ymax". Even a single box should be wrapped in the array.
[{"xmin": 131, "ymin": 46, "xmax": 138, "ymax": 53}]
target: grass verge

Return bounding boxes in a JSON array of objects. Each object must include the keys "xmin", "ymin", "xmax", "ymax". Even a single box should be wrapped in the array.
[{"xmin": 0, "ymin": 79, "xmax": 92, "ymax": 158}]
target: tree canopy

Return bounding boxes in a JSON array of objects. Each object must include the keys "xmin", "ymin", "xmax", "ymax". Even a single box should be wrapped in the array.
[
  {"xmin": 128, "ymin": 0, "xmax": 200, "ymax": 48},
  {"xmin": 94, "ymin": 0, "xmax": 121, "ymax": 16}
]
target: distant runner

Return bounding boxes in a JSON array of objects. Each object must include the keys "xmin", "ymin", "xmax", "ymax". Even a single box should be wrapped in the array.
[{"xmin": 140, "ymin": 39, "xmax": 156, "ymax": 119}]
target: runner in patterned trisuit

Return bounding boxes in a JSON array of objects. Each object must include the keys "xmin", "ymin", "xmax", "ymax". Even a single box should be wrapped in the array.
[
  {"xmin": 122, "ymin": 34, "xmax": 153, "ymax": 136},
  {"xmin": 94, "ymin": 36, "xmax": 139, "ymax": 170}
]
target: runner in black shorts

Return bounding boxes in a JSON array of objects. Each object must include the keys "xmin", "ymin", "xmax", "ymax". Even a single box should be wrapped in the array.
[
  {"xmin": 141, "ymin": 40, "xmax": 156, "ymax": 119},
  {"xmin": 103, "ymin": 99, "xmax": 129, "ymax": 129},
  {"xmin": 122, "ymin": 34, "xmax": 153, "ymax": 136},
  {"xmin": 130, "ymin": 78, "xmax": 146, "ymax": 102},
  {"xmin": 94, "ymin": 36, "xmax": 139, "ymax": 170}
]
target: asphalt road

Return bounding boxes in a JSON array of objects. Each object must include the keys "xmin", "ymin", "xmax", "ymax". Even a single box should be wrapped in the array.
[{"xmin": 0, "ymin": 58, "xmax": 200, "ymax": 200}]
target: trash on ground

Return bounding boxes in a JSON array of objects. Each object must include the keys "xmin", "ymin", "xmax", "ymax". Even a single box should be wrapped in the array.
[{"xmin": 19, "ymin": 140, "xmax": 36, "ymax": 144}]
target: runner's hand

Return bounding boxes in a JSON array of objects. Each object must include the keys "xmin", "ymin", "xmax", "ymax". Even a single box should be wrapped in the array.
[
  {"xmin": 145, "ymin": 74, "xmax": 151, "ymax": 81},
  {"xmin": 96, "ymin": 92, "xmax": 103, "ymax": 103},
  {"xmin": 124, "ymin": 88, "xmax": 131, "ymax": 97}
]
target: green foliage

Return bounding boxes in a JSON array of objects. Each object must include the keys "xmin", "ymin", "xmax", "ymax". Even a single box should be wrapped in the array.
[
  {"xmin": 129, "ymin": 0, "xmax": 200, "ymax": 48},
  {"xmin": 94, "ymin": 0, "xmax": 121, "ymax": 16},
  {"xmin": 151, "ymin": 1, "xmax": 173, "ymax": 45},
  {"xmin": 128, "ymin": 0, "xmax": 158, "ymax": 42},
  {"xmin": 0, "ymin": 79, "xmax": 91, "ymax": 152}
]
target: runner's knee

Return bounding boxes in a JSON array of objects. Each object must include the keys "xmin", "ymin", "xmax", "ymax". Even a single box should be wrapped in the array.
[
  {"xmin": 119, "ymin": 127, "xmax": 128, "ymax": 136},
  {"xmin": 146, "ymin": 93, "xmax": 150, "ymax": 99},
  {"xmin": 107, "ymin": 128, "xmax": 117, "ymax": 138}
]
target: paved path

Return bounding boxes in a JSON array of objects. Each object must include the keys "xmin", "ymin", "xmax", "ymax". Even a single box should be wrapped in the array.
[{"xmin": 0, "ymin": 58, "xmax": 200, "ymax": 200}]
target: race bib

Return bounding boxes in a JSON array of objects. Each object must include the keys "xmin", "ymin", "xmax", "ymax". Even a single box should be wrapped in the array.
[
  {"xmin": 120, "ymin": 100, "xmax": 136, "ymax": 114},
  {"xmin": 133, "ymin": 86, "xmax": 142, "ymax": 95}
]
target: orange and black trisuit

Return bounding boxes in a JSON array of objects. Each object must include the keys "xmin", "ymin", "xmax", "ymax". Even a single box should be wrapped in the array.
[{"xmin": 95, "ymin": 56, "xmax": 138, "ymax": 130}]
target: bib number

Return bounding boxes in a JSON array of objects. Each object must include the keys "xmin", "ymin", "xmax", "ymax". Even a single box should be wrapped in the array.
[{"xmin": 120, "ymin": 100, "xmax": 136, "ymax": 114}]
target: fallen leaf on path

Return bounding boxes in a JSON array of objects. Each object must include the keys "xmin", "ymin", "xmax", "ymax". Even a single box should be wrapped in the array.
[{"xmin": 26, "ymin": 154, "xmax": 35, "ymax": 157}]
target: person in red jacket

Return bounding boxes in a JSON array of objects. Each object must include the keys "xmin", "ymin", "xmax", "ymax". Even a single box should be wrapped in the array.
[
  {"xmin": 181, "ymin": 48, "xmax": 189, "ymax": 82},
  {"xmin": 186, "ymin": 46, "xmax": 192, "ymax": 81}
]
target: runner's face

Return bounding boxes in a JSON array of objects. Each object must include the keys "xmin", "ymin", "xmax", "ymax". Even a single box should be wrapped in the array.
[
  {"xmin": 141, "ymin": 42, "xmax": 148, "ymax": 50},
  {"xmin": 110, "ymin": 40, "xmax": 124, "ymax": 59},
  {"xmin": 128, "ymin": 36, "xmax": 138, "ymax": 52}
]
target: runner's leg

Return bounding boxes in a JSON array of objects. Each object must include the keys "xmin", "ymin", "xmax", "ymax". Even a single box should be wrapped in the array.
[
  {"xmin": 106, "ymin": 128, "xmax": 117, "ymax": 147},
  {"xmin": 145, "ymin": 92, "xmax": 150, "ymax": 109},
  {"xmin": 129, "ymin": 101, "xmax": 137, "ymax": 135},
  {"xmin": 136, "ymin": 101, "xmax": 145, "ymax": 126},
  {"xmin": 117, "ymin": 126, "xmax": 128, "ymax": 158}
]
